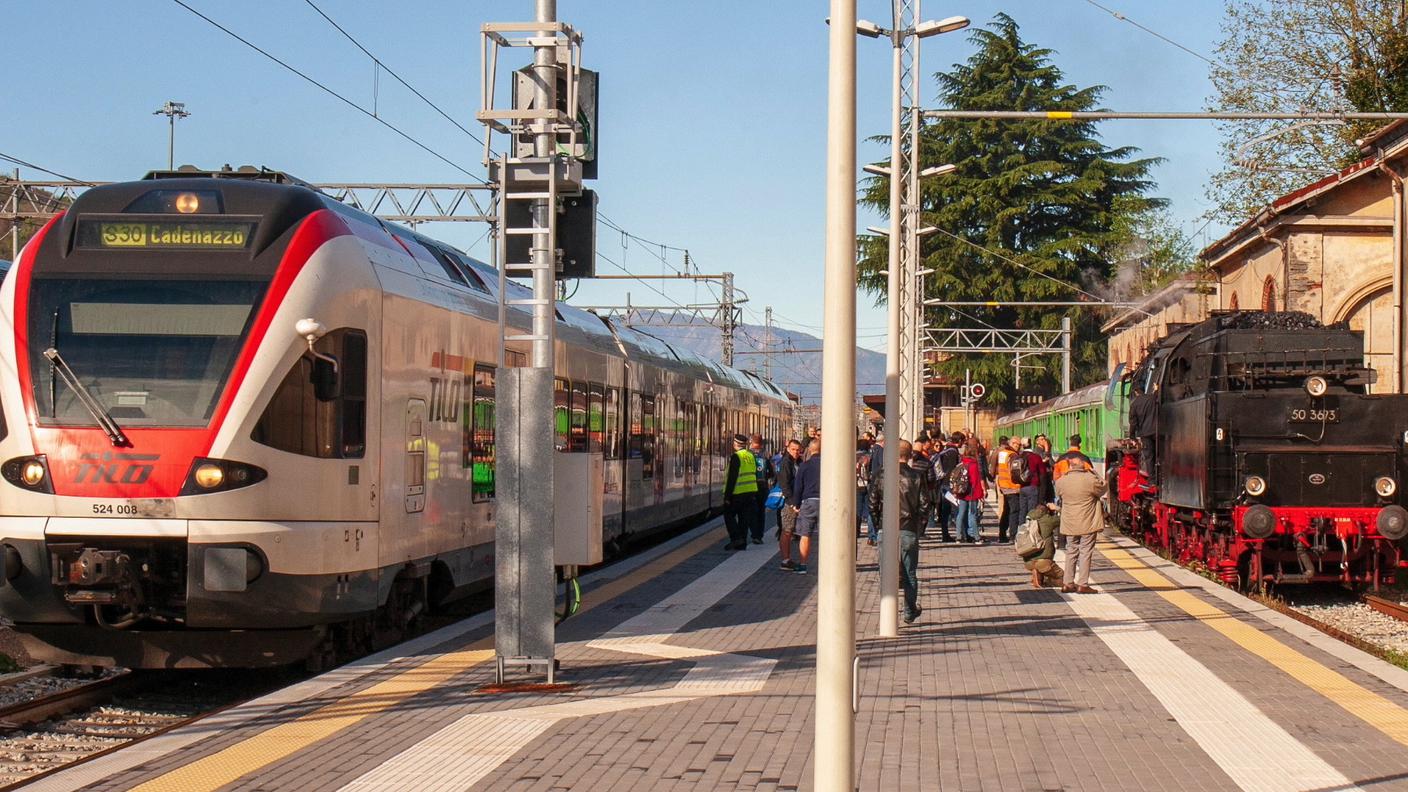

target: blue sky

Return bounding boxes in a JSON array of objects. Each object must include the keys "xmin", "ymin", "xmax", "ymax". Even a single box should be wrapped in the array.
[{"xmin": 7, "ymin": 1, "xmax": 1230, "ymax": 352}]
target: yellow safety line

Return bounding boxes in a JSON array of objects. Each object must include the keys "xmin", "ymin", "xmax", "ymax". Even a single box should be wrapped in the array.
[
  {"xmin": 1099, "ymin": 542, "xmax": 1408, "ymax": 748},
  {"xmin": 132, "ymin": 524, "xmax": 727, "ymax": 792}
]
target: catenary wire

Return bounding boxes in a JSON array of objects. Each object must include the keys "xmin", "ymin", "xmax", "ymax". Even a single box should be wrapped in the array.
[
  {"xmin": 0, "ymin": 152, "xmax": 94, "ymax": 185},
  {"xmin": 169, "ymin": 0, "xmax": 488, "ymax": 185},
  {"xmin": 301, "ymin": 0, "xmax": 493, "ymax": 153},
  {"xmin": 929, "ymin": 226, "xmax": 1154, "ymax": 317}
]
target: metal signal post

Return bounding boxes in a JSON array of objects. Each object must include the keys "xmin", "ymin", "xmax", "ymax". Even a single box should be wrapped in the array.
[{"xmin": 477, "ymin": 0, "xmax": 589, "ymax": 683}]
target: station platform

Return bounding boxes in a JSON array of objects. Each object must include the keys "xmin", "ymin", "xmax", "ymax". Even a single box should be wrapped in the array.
[{"xmin": 27, "ymin": 511, "xmax": 1408, "ymax": 792}]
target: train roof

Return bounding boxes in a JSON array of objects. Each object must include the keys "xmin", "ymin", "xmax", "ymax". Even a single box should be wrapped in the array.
[
  {"xmin": 995, "ymin": 381, "xmax": 1108, "ymax": 428},
  {"xmin": 58, "ymin": 170, "xmax": 791, "ymax": 404}
]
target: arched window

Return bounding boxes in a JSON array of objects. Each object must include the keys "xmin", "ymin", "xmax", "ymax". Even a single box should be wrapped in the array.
[
  {"xmin": 1229, "ymin": 292, "xmax": 1240, "ymax": 311},
  {"xmin": 1261, "ymin": 276, "xmax": 1277, "ymax": 311}
]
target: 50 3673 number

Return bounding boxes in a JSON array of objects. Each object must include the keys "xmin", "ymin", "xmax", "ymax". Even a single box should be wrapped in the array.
[{"xmin": 1288, "ymin": 408, "xmax": 1338, "ymax": 423}]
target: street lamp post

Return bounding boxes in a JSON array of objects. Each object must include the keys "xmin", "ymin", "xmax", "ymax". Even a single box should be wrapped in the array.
[
  {"xmin": 153, "ymin": 101, "xmax": 191, "ymax": 170},
  {"xmin": 860, "ymin": 3, "xmax": 966, "ymax": 638}
]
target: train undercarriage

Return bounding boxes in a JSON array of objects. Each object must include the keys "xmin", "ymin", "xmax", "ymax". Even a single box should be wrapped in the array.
[{"xmin": 1111, "ymin": 452, "xmax": 1406, "ymax": 591}]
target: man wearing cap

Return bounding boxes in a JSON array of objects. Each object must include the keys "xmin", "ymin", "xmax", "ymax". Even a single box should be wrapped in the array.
[{"xmin": 722, "ymin": 433, "xmax": 760, "ymax": 551}]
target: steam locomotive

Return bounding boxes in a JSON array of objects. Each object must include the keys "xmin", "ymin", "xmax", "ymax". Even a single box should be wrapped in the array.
[{"xmin": 1107, "ymin": 311, "xmax": 1408, "ymax": 588}]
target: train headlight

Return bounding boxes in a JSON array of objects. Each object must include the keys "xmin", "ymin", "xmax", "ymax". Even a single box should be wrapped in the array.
[
  {"xmin": 193, "ymin": 463, "xmax": 225, "ymax": 490},
  {"xmin": 1, "ymin": 455, "xmax": 52, "ymax": 494},
  {"xmin": 1305, "ymin": 375, "xmax": 1329, "ymax": 397},
  {"xmin": 174, "ymin": 192, "xmax": 201, "ymax": 214},
  {"xmin": 1376, "ymin": 476, "xmax": 1398, "ymax": 498},
  {"xmin": 20, "ymin": 461, "xmax": 45, "ymax": 487},
  {"xmin": 180, "ymin": 458, "xmax": 267, "ymax": 496},
  {"xmin": 1244, "ymin": 475, "xmax": 1268, "ymax": 497}
]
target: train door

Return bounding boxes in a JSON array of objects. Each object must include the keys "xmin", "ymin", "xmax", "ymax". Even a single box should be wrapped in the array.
[{"xmin": 405, "ymin": 399, "xmax": 427, "ymax": 514}]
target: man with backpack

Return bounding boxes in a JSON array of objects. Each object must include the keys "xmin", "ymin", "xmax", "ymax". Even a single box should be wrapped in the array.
[
  {"xmin": 934, "ymin": 433, "xmax": 961, "ymax": 542},
  {"xmin": 866, "ymin": 440, "xmax": 933, "ymax": 624},
  {"xmin": 995, "ymin": 437, "xmax": 1024, "ymax": 542},
  {"xmin": 951, "ymin": 438, "xmax": 987, "ymax": 543},
  {"xmin": 1011, "ymin": 438, "xmax": 1048, "ymax": 537}
]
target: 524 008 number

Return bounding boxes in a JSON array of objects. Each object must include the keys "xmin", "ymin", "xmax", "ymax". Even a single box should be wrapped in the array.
[{"xmin": 92, "ymin": 504, "xmax": 139, "ymax": 515}]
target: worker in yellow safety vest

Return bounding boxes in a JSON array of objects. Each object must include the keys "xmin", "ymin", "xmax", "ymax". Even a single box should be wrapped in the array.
[{"xmin": 722, "ymin": 433, "xmax": 760, "ymax": 550}]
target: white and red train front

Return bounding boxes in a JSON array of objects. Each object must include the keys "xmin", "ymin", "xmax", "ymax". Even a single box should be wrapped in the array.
[{"xmin": 0, "ymin": 178, "xmax": 385, "ymax": 667}]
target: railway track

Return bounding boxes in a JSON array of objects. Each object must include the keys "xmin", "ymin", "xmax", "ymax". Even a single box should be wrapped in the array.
[
  {"xmin": 0, "ymin": 669, "xmax": 286, "ymax": 790},
  {"xmin": 1363, "ymin": 593, "xmax": 1408, "ymax": 624}
]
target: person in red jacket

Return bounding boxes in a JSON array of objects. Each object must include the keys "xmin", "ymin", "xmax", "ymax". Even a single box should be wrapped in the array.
[{"xmin": 954, "ymin": 438, "xmax": 987, "ymax": 544}]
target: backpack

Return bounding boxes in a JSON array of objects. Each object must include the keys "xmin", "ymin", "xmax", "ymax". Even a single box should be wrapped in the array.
[
  {"xmin": 1015, "ymin": 516, "xmax": 1043, "ymax": 558},
  {"xmin": 948, "ymin": 461, "xmax": 972, "ymax": 498},
  {"xmin": 764, "ymin": 486, "xmax": 785, "ymax": 510},
  {"xmin": 1009, "ymin": 452, "xmax": 1032, "ymax": 486}
]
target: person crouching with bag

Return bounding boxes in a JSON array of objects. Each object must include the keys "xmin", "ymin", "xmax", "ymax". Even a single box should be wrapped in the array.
[{"xmin": 1018, "ymin": 503, "xmax": 1063, "ymax": 589}]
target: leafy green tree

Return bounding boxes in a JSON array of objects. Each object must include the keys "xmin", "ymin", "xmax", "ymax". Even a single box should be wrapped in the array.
[
  {"xmin": 859, "ymin": 13, "xmax": 1164, "ymax": 406},
  {"xmin": 1207, "ymin": 0, "xmax": 1408, "ymax": 223}
]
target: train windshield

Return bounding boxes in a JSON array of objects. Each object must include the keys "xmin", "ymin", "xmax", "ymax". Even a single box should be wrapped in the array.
[{"xmin": 29, "ymin": 278, "xmax": 264, "ymax": 427}]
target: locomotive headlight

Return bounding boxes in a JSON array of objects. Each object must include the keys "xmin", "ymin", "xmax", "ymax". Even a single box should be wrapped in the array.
[
  {"xmin": 1245, "ymin": 475, "xmax": 1268, "ymax": 497},
  {"xmin": 1305, "ymin": 375, "xmax": 1329, "ymax": 397},
  {"xmin": 174, "ymin": 192, "xmax": 201, "ymax": 214},
  {"xmin": 19, "ymin": 460, "xmax": 45, "ymax": 487},
  {"xmin": 193, "ymin": 463, "xmax": 225, "ymax": 489},
  {"xmin": 1376, "ymin": 476, "xmax": 1398, "ymax": 498}
]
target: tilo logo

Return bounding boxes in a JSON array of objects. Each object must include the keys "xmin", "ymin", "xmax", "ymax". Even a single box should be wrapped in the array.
[{"xmin": 75, "ymin": 452, "xmax": 159, "ymax": 484}]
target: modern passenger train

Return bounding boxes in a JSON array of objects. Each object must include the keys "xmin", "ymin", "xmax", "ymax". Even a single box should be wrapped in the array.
[{"xmin": 0, "ymin": 170, "xmax": 792, "ymax": 668}]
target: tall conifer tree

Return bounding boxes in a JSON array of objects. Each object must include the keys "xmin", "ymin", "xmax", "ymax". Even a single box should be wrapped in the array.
[{"xmin": 859, "ymin": 13, "xmax": 1164, "ymax": 406}]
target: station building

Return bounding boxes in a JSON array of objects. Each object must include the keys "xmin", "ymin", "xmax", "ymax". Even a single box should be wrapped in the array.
[{"xmin": 1107, "ymin": 120, "xmax": 1408, "ymax": 393}]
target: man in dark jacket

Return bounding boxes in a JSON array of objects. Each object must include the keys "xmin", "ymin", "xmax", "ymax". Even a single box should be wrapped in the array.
[
  {"xmin": 868, "ymin": 440, "xmax": 933, "ymax": 623},
  {"xmin": 907, "ymin": 435, "xmax": 938, "ymax": 538},
  {"xmin": 934, "ymin": 434, "xmax": 961, "ymax": 541},
  {"xmin": 789, "ymin": 437, "xmax": 822, "ymax": 574},
  {"xmin": 775, "ymin": 439, "xmax": 802, "ymax": 569},
  {"xmin": 750, "ymin": 434, "xmax": 775, "ymax": 545}
]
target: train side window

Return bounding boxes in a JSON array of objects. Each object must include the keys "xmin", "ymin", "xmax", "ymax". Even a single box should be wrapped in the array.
[
  {"xmin": 605, "ymin": 387, "xmax": 620, "ymax": 460},
  {"xmin": 426, "ymin": 245, "xmax": 469, "ymax": 286},
  {"xmin": 405, "ymin": 399, "xmax": 426, "ymax": 513},
  {"xmin": 252, "ymin": 328, "xmax": 367, "ymax": 459},
  {"xmin": 588, "ymin": 383, "xmax": 604, "ymax": 453},
  {"xmin": 569, "ymin": 381, "xmax": 588, "ymax": 452},
  {"xmin": 450, "ymin": 253, "xmax": 492, "ymax": 294},
  {"xmin": 643, "ymin": 395, "xmax": 656, "ymax": 480},
  {"xmin": 469, "ymin": 365, "xmax": 495, "ymax": 502},
  {"xmin": 554, "ymin": 378, "xmax": 569, "ymax": 451}
]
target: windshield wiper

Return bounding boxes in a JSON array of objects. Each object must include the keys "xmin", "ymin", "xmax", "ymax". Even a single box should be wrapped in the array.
[{"xmin": 42, "ymin": 348, "xmax": 129, "ymax": 447}]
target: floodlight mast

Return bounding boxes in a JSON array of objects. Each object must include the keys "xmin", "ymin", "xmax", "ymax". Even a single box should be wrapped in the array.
[{"xmin": 866, "ymin": 0, "xmax": 967, "ymax": 640}]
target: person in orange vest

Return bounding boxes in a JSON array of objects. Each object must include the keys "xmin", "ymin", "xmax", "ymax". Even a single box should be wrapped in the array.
[{"xmin": 1051, "ymin": 434, "xmax": 1094, "ymax": 481}]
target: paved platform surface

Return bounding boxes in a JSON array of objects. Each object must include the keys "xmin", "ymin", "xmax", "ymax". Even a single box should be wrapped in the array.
[{"xmin": 29, "ymin": 509, "xmax": 1408, "ymax": 792}]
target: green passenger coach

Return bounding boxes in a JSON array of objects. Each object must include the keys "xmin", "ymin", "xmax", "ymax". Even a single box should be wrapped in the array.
[{"xmin": 993, "ymin": 381, "xmax": 1127, "ymax": 475}]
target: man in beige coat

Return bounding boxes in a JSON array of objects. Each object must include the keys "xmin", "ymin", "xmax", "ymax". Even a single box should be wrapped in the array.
[{"xmin": 1054, "ymin": 457, "xmax": 1104, "ymax": 593}]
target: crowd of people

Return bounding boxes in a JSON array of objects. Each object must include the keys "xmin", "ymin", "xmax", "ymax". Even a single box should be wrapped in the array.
[{"xmin": 720, "ymin": 425, "xmax": 1109, "ymax": 622}]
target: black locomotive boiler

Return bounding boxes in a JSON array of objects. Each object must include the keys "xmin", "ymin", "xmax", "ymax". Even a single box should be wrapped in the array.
[{"xmin": 1109, "ymin": 311, "xmax": 1408, "ymax": 588}]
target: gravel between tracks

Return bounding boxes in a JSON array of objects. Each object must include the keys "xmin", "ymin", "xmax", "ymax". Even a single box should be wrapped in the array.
[{"xmin": 1289, "ymin": 594, "xmax": 1408, "ymax": 656}]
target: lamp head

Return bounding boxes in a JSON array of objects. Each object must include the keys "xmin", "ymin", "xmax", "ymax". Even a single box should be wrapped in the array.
[{"xmin": 914, "ymin": 16, "xmax": 970, "ymax": 38}]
